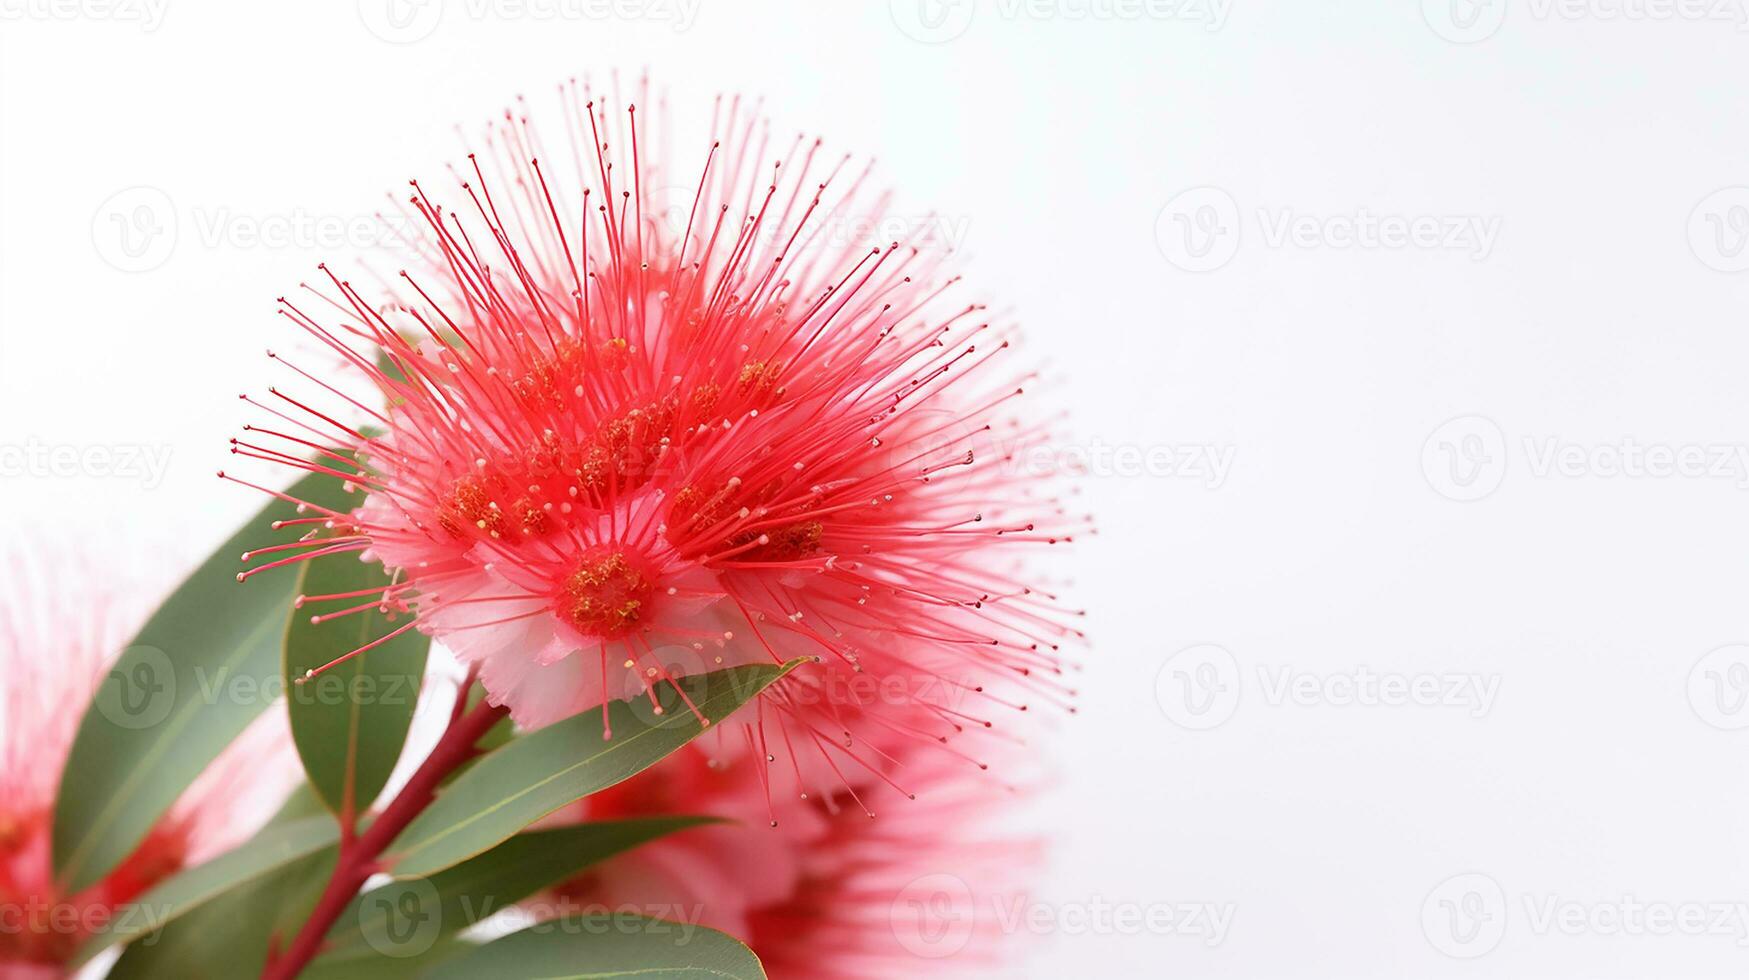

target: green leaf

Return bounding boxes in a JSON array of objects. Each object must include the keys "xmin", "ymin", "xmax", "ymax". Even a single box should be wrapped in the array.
[
  {"xmin": 53, "ymin": 467, "xmax": 360, "ymax": 894},
  {"xmin": 285, "ymin": 552, "xmax": 429, "ymax": 819},
  {"xmin": 69, "ymin": 815, "xmax": 339, "ymax": 967},
  {"xmin": 423, "ymin": 914, "xmax": 767, "ymax": 980},
  {"xmin": 322, "ymin": 818, "xmax": 716, "ymax": 961},
  {"xmin": 299, "ymin": 937, "xmax": 474, "ymax": 980},
  {"xmin": 388, "ymin": 660, "xmax": 804, "ymax": 878},
  {"xmin": 106, "ymin": 838, "xmax": 340, "ymax": 979}
]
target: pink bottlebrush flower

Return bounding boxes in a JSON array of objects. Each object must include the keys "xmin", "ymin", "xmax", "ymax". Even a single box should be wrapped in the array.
[
  {"xmin": 0, "ymin": 550, "xmax": 291, "ymax": 978},
  {"xmin": 542, "ymin": 739, "xmax": 1037, "ymax": 980},
  {"xmin": 230, "ymin": 80, "xmax": 1087, "ymax": 792}
]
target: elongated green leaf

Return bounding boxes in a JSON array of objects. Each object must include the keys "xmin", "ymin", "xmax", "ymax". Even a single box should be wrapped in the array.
[
  {"xmin": 285, "ymin": 553, "xmax": 429, "ymax": 818},
  {"xmin": 69, "ymin": 815, "xmax": 339, "ymax": 966},
  {"xmin": 323, "ymin": 818, "xmax": 715, "ymax": 961},
  {"xmin": 424, "ymin": 914, "xmax": 766, "ymax": 980},
  {"xmin": 53, "ymin": 468, "xmax": 359, "ymax": 893},
  {"xmin": 107, "ymin": 839, "xmax": 339, "ymax": 979},
  {"xmin": 300, "ymin": 938, "xmax": 474, "ymax": 980},
  {"xmin": 389, "ymin": 660, "xmax": 803, "ymax": 878}
]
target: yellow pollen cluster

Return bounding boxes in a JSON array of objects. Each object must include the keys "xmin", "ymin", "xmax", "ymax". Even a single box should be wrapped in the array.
[
  {"xmin": 557, "ymin": 552, "xmax": 653, "ymax": 637},
  {"xmin": 736, "ymin": 359, "xmax": 786, "ymax": 399}
]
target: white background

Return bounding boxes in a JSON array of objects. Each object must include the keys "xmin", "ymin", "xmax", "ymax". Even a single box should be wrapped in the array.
[{"xmin": 7, "ymin": 1, "xmax": 1749, "ymax": 977}]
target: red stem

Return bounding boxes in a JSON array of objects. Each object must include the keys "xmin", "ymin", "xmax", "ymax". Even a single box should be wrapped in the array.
[{"xmin": 261, "ymin": 697, "xmax": 508, "ymax": 980}]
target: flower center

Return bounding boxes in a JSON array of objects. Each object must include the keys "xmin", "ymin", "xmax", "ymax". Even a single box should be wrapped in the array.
[{"xmin": 556, "ymin": 551, "xmax": 653, "ymax": 638}]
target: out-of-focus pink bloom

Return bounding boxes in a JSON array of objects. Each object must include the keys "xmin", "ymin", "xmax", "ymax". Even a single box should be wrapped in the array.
[
  {"xmin": 544, "ymin": 738, "xmax": 1037, "ymax": 980},
  {"xmin": 0, "ymin": 551, "xmax": 291, "ymax": 978}
]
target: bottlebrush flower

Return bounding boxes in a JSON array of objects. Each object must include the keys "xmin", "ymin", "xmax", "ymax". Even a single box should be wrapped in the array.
[
  {"xmin": 540, "ymin": 739, "xmax": 1036, "ymax": 979},
  {"xmin": 0, "ymin": 549, "xmax": 290, "ymax": 978},
  {"xmin": 229, "ymin": 81, "xmax": 1087, "ymax": 795}
]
